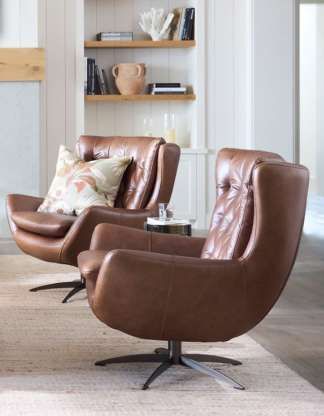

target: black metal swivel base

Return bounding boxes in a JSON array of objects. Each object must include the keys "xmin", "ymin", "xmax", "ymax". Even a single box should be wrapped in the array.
[
  {"xmin": 30, "ymin": 277, "xmax": 86, "ymax": 303},
  {"xmin": 95, "ymin": 340, "xmax": 245, "ymax": 391}
]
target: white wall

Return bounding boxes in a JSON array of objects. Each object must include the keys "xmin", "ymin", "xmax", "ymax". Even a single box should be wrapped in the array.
[
  {"xmin": 206, "ymin": 0, "xmax": 253, "ymax": 218},
  {"xmin": 205, "ymin": 0, "xmax": 296, "ymax": 218},
  {"xmin": 207, "ymin": 0, "xmax": 252, "ymax": 153},
  {"xmin": 0, "ymin": 0, "xmax": 40, "ymax": 238},
  {"xmin": 207, "ymin": 0, "xmax": 296, "ymax": 158},
  {"xmin": 300, "ymin": 4, "xmax": 317, "ymax": 190},
  {"xmin": 0, "ymin": 0, "xmax": 38, "ymax": 47},
  {"xmin": 39, "ymin": 0, "xmax": 83, "ymax": 188},
  {"xmin": 252, "ymin": 0, "xmax": 296, "ymax": 161},
  {"xmin": 299, "ymin": 3, "xmax": 324, "ymax": 197},
  {"xmin": 0, "ymin": 0, "xmax": 82, "ymax": 244}
]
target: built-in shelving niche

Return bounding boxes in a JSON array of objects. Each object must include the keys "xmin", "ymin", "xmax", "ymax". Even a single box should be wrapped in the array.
[
  {"xmin": 80, "ymin": 0, "xmax": 208, "ymax": 227},
  {"xmin": 83, "ymin": 0, "xmax": 205, "ymax": 150}
]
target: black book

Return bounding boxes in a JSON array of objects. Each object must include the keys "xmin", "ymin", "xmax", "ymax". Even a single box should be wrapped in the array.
[
  {"xmin": 188, "ymin": 8, "xmax": 195, "ymax": 40},
  {"xmin": 95, "ymin": 65, "xmax": 103, "ymax": 95},
  {"xmin": 86, "ymin": 58, "xmax": 92, "ymax": 95},
  {"xmin": 181, "ymin": 7, "xmax": 191, "ymax": 40},
  {"xmin": 154, "ymin": 83, "xmax": 181, "ymax": 88},
  {"xmin": 90, "ymin": 59, "xmax": 96, "ymax": 95},
  {"xmin": 148, "ymin": 83, "xmax": 181, "ymax": 93},
  {"xmin": 102, "ymin": 69, "xmax": 110, "ymax": 94},
  {"xmin": 182, "ymin": 8, "xmax": 192, "ymax": 40},
  {"xmin": 86, "ymin": 58, "xmax": 95, "ymax": 95},
  {"xmin": 97, "ymin": 69, "xmax": 109, "ymax": 95}
]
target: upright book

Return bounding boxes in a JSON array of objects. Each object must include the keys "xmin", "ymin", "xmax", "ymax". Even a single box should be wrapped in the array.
[
  {"xmin": 85, "ymin": 58, "xmax": 109, "ymax": 95},
  {"xmin": 172, "ymin": 7, "xmax": 195, "ymax": 41},
  {"xmin": 182, "ymin": 8, "xmax": 195, "ymax": 40},
  {"xmin": 171, "ymin": 8, "xmax": 183, "ymax": 40},
  {"xmin": 86, "ymin": 58, "xmax": 95, "ymax": 95},
  {"xmin": 178, "ymin": 8, "xmax": 187, "ymax": 40}
]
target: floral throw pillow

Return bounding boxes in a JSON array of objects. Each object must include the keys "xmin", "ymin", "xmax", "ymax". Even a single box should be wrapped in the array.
[{"xmin": 38, "ymin": 145, "xmax": 131, "ymax": 216}]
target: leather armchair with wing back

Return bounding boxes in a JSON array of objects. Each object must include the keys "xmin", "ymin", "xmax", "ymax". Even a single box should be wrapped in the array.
[
  {"xmin": 78, "ymin": 148, "xmax": 309, "ymax": 391},
  {"xmin": 7, "ymin": 136, "xmax": 180, "ymax": 303}
]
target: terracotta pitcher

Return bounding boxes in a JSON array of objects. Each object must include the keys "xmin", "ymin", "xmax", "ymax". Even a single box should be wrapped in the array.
[{"xmin": 112, "ymin": 63, "xmax": 146, "ymax": 95}]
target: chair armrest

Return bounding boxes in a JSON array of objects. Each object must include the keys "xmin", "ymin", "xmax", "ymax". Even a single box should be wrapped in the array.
[
  {"xmin": 7, "ymin": 194, "xmax": 44, "ymax": 233},
  {"xmin": 89, "ymin": 249, "xmax": 245, "ymax": 343},
  {"xmin": 60, "ymin": 206, "xmax": 154, "ymax": 266},
  {"xmin": 90, "ymin": 223, "xmax": 206, "ymax": 257},
  {"xmin": 7, "ymin": 194, "xmax": 44, "ymax": 213}
]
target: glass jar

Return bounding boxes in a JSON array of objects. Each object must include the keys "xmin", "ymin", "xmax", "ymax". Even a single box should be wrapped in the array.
[
  {"xmin": 164, "ymin": 113, "xmax": 176, "ymax": 143},
  {"xmin": 143, "ymin": 117, "xmax": 153, "ymax": 137}
]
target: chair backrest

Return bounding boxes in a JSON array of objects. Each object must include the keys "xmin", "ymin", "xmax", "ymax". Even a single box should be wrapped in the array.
[
  {"xmin": 201, "ymin": 148, "xmax": 283, "ymax": 260},
  {"xmin": 77, "ymin": 136, "xmax": 180, "ymax": 210},
  {"xmin": 242, "ymin": 160, "xmax": 309, "ymax": 329},
  {"xmin": 201, "ymin": 150, "xmax": 309, "ymax": 340}
]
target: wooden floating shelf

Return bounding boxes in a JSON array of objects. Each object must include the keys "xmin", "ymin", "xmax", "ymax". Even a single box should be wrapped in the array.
[
  {"xmin": 84, "ymin": 40, "xmax": 196, "ymax": 49},
  {"xmin": 0, "ymin": 48, "xmax": 45, "ymax": 81},
  {"xmin": 85, "ymin": 94, "xmax": 196, "ymax": 102}
]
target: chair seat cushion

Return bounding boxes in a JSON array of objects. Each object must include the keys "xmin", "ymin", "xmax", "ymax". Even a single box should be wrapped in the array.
[
  {"xmin": 11, "ymin": 211, "xmax": 76, "ymax": 238},
  {"xmin": 78, "ymin": 250, "xmax": 107, "ymax": 281}
]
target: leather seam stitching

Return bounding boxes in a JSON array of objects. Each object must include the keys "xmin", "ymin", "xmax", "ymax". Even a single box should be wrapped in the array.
[
  {"xmin": 231, "ymin": 185, "xmax": 252, "ymax": 259},
  {"xmin": 150, "ymin": 148, "xmax": 164, "ymax": 207},
  {"xmin": 138, "ymin": 141, "xmax": 162, "ymax": 209}
]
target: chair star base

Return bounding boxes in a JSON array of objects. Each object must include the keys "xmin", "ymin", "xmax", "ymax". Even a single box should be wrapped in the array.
[
  {"xmin": 95, "ymin": 341, "xmax": 245, "ymax": 391},
  {"xmin": 30, "ymin": 277, "xmax": 86, "ymax": 303}
]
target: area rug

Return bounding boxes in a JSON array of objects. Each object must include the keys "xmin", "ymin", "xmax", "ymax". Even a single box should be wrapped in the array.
[{"xmin": 1, "ymin": 255, "xmax": 324, "ymax": 416}]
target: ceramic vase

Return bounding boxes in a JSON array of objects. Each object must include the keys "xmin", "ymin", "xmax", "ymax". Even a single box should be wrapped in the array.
[{"xmin": 112, "ymin": 63, "xmax": 146, "ymax": 95}]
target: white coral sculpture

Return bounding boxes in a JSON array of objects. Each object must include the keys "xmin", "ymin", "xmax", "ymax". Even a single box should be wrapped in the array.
[{"xmin": 139, "ymin": 9, "xmax": 174, "ymax": 41}]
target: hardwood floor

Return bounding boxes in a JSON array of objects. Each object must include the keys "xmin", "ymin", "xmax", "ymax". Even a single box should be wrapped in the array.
[{"xmin": 251, "ymin": 234, "xmax": 324, "ymax": 392}]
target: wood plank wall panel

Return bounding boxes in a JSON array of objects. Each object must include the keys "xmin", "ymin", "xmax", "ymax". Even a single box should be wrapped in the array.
[
  {"xmin": 41, "ymin": 0, "xmax": 85, "ymax": 186},
  {"xmin": 205, "ymin": 0, "xmax": 254, "ymax": 221},
  {"xmin": 65, "ymin": 0, "xmax": 78, "ymax": 150},
  {"xmin": 84, "ymin": 0, "xmax": 195, "ymax": 147},
  {"xmin": 45, "ymin": 0, "xmax": 67, "ymax": 185},
  {"xmin": 0, "ymin": 48, "xmax": 45, "ymax": 81}
]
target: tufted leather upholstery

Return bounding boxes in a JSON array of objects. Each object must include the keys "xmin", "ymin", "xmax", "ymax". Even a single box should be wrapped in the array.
[
  {"xmin": 7, "ymin": 136, "xmax": 180, "ymax": 267},
  {"xmin": 77, "ymin": 136, "xmax": 164, "ymax": 209},
  {"xmin": 201, "ymin": 148, "xmax": 283, "ymax": 260},
  {"xmin": 79, "ymin": 149, "xmax": 309, "ymax": 344}
]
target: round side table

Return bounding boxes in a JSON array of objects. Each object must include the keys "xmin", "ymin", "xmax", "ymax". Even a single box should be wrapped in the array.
[{"xmin": 144, "ymin": 219, "xmax": 192, "ymax": 237}]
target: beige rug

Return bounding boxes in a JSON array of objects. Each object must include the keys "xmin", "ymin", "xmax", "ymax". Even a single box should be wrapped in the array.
[{"xmin": 1, "ymin": 255, "xmax": 324, "ymax": 416}]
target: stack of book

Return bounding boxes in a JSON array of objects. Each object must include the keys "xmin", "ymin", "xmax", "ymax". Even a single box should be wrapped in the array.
[
  {"xmin": 96, "ymin": 32, "xmax": 133, "ymax": 41},
  {"xmin": 85, "ymin": 58, "xmax": 109, "ymax": 95},
  {"xmin": 171, "ymin": 8, "xmax": 195, "ymax": 41},
  {"xmin": 148, "ymin": 83, "xmax": 187, "ymax": 95}
]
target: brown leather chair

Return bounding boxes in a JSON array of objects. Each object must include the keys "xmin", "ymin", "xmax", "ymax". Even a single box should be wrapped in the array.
[
  {"xmin": 7, "ymin": 136, "xmax": 180, "ymax": 303},
  {"xmin": 78, "ymin": 148, "xmax": 309, "ymax": 391}
]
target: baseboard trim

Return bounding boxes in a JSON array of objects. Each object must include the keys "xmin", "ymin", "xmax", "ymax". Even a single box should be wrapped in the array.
[{"xmin": 0, "ymin": 239, "xmax": 22, "ymax": 254}]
